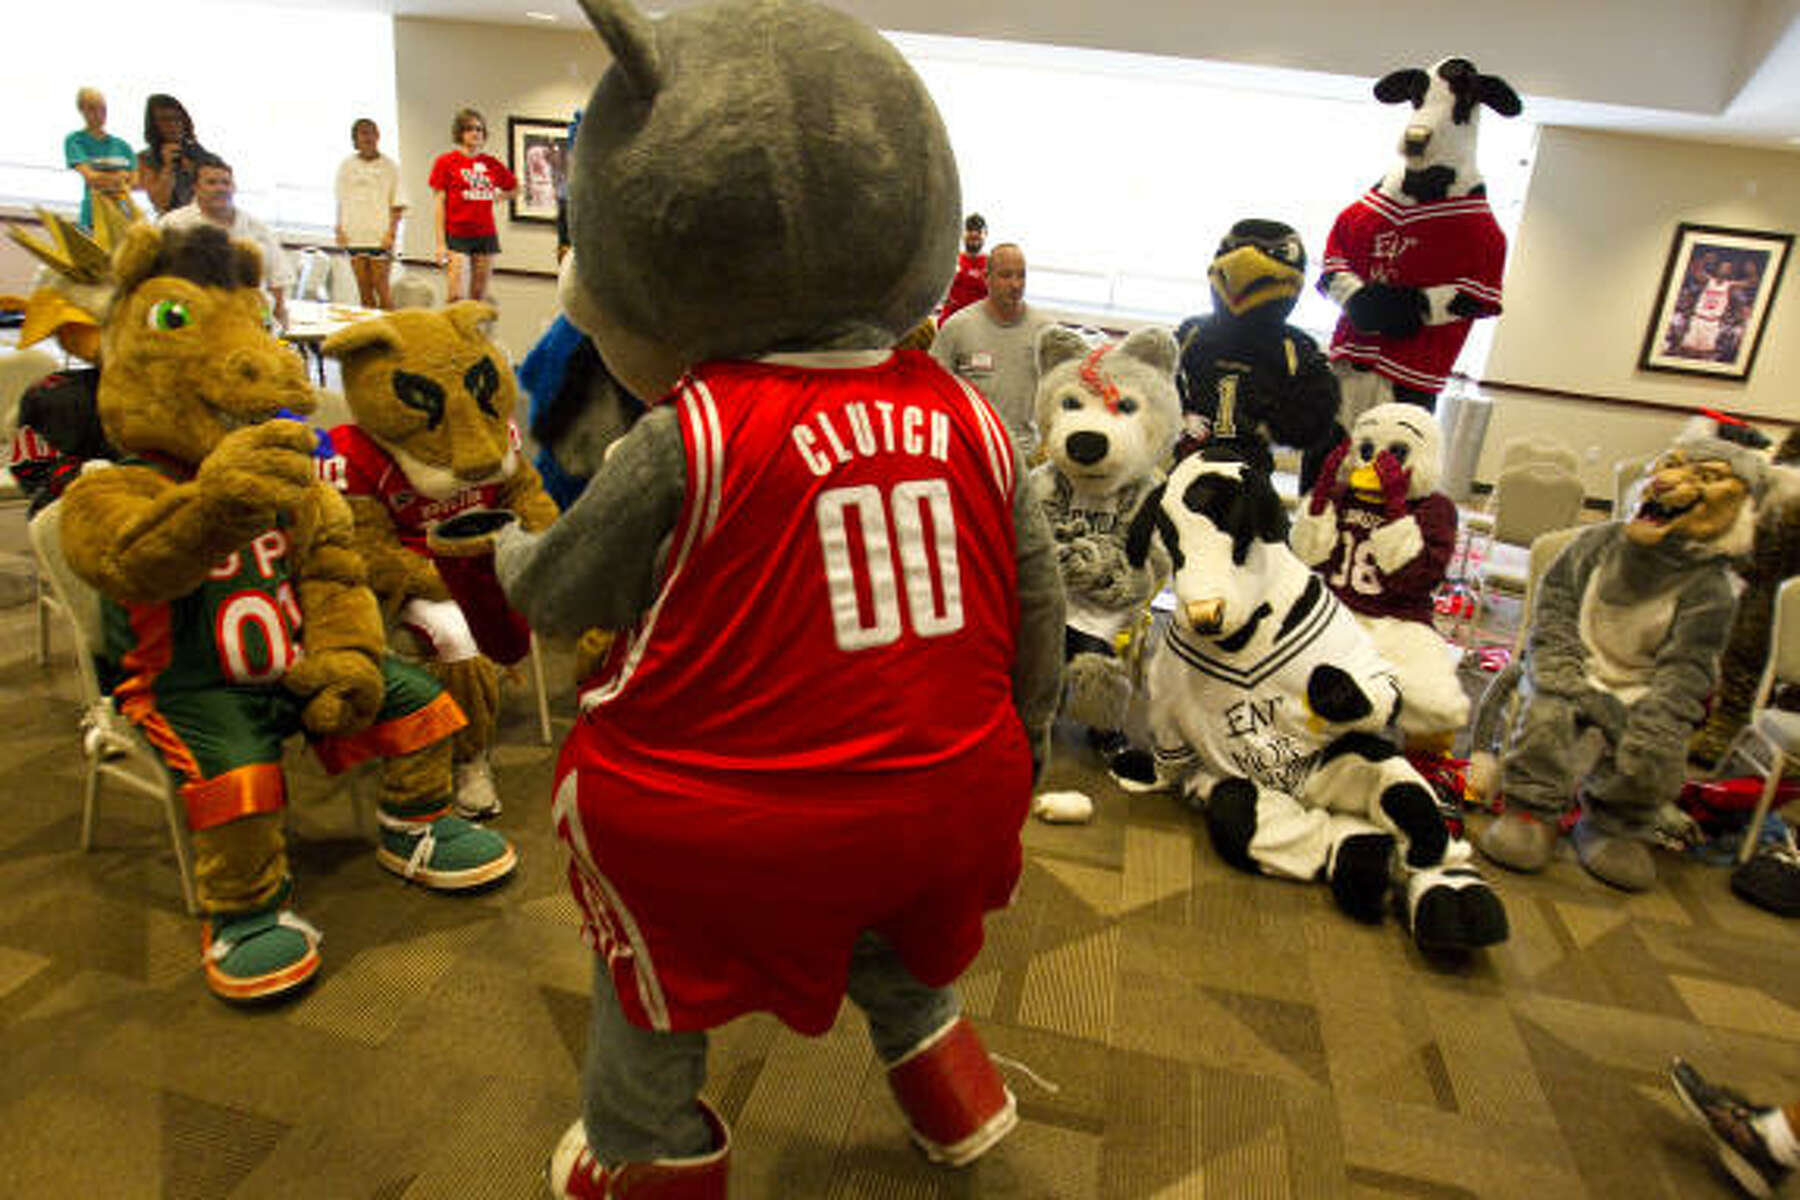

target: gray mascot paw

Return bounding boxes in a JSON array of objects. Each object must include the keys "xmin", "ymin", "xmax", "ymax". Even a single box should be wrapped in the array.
[
  {"xmin": 1065, "ymin": 650, "xmax": 1133, "ymax": 732},
  {"xmin": 1476, "ymin": 810, "xmax": 1559, "ymax": 873},
  {"xmin": 1572, "ymin": 818, "xmax": 1656, "ymax": 892}
]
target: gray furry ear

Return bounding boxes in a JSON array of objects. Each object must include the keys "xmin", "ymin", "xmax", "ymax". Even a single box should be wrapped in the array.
[
  {"xmin": 579, "ymin": 0, "xmax": 663, "ymax": 99},
  {"xmin": 1036, "ymin": 325, "xmax": 1090, "ymax": 374},
  {"xmin": 1117, "ymin": 326, "xmax": 1178, "ymax": 376}
]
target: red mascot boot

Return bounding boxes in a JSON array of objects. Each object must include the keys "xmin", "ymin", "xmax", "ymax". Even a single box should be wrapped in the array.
[
  {"xmin": 426, "ymin": 510, "xmax": 534, "ymax": 666},
  {"xmin": 547, "ymin": 1100, "xmax": 729, "ymax": 1199},
  {"xmin": 886, "ymin": 1016, "xmax": 1018, "ymax": 1166}
]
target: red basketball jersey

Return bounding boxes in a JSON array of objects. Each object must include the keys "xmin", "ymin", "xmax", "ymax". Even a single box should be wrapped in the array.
[
  {"xmin": 581, "ymin": 350, "xmax": 1023, "ymax": 770},
  {"xmin": 556, "ymin": 350, "xmax": 1032, "ymax": 1033}
]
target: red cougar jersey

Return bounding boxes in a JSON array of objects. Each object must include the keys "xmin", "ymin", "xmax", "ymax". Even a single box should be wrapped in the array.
[
  {"xmin": 1321, "ymin": 188, "xmax": 1506, "ymax": 394},
  {"xmin": 321, "ymin": 422, "xmax": 515, "ymax": 553},
  {"xmin": 556, "ymin": 349, "xmax": 1033, "ymax": 1034}
]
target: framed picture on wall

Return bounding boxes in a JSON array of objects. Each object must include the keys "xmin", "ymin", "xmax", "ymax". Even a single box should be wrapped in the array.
[
  {"xmin": 1639, "ymin": 222, "xmax": 1792, "ymax": 381},
  {"xmin": 506, "ymin": 116, "xmax": 571, "ymax": 224}
]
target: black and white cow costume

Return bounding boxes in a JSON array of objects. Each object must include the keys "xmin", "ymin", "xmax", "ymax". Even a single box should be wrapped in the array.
[
  {"xmin": 1118, "ymin": 447, "xmax": 1507, "ymax": 951},
  {"xmin": 1319, "ymin": 57, "xmax": 1521, "ymax": 429}
]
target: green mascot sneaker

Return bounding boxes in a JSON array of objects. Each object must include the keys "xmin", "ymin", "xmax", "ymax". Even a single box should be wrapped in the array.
[
  {"xmin": 202, "ymin": 887, "xmax": 323, "ymax": 1003},
  {"xmin": 376, "ymin": 806, "xmax": 518, "ymax": 890}
]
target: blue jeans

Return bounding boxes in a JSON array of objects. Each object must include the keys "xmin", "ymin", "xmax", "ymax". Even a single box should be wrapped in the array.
[{"xmin": 580, "ymin": 930, "xmax": 960, "ymax": 1163}]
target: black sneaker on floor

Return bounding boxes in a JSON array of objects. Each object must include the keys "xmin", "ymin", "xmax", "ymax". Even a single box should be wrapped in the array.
[
  {"xmin": 1107, "ymin": 748, "xmax": 1162, "ymax": 793},
  {"xmin": 1669, "ymin": 1057, "xmax": 1793, "ymax": 1199},
  {"xmin": 1732, "ymin": 830, "xmax": 1800, "ymax": 918},
  {"xmin": 1085, "ymin": 728, "xmax": 1131, "ymax": 759}
]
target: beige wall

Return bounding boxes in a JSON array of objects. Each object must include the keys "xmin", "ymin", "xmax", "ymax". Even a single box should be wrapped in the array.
[
  {"xmin": 391, "ymin": 17, "xmax": 610, "ymax": 355},
  {"xmin": 1476, "ymin": 126, "xmax": 1800, "ymax": 499}
]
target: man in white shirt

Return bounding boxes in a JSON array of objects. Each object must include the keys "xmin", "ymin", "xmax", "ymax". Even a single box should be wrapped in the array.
[
  {"xmin": 930, "ymin": 242, "xmax": 1056, "ymax": 457},
  {"xmin": 159, "ymin": 157, "xmax": 295, "ymax": 329}
]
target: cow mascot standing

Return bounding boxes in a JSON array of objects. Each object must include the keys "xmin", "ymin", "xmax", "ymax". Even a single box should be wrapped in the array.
[
  {"xmin": 1319, "ymin": 57, "xmax": 1521, "ymax": 427},
  {"xmin": 443, "ymin": 0, "xmax": 1066, "ymax": 1193},
  {"xmin": 1117, "ymin": 447, "xmax": 1507, "ymax": 956}
]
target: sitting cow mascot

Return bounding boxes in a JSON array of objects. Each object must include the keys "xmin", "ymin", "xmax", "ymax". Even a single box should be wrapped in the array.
[
  {"xmin": 1477, "ymin": 426, "xmax": 1766, "ymax": 892},
  {"xmin": 1118, "ymin": 446, "xmax": 1507, "ymax": 952},
  {"xmin": 1034, "ymin": 324, "xmax": 1180, "ymax": 775},
  {"xmin": 473, "ymin": 0, "xmax": 1066, "ymax": 1192},
  {"xmin": 1290, "ymin": 402, "xmax": 1469, "ymax": 747},
  {"xmin": 1319, "ymin": 57, "xmax": 1520, "ymax": 428}
]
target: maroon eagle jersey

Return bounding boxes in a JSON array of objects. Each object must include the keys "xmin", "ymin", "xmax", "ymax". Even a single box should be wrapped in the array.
[{"xmin": 1318, "ymin": 489, "xmax": 1459, "ymax": 624}]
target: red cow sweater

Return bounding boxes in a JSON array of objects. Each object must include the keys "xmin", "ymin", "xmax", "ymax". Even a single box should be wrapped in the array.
[{"xmin": 1320, "ymin": 188, "xmax": 1505, "ymax": 394}]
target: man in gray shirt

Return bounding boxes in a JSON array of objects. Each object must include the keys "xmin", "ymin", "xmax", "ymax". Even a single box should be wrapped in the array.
[{"xmin": 931, "ymin": 242, "xmax": 1056, "ymax": 457}]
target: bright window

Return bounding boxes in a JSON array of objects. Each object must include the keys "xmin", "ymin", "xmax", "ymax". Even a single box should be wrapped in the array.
[
  {"xmin": 890, "ymin": 32, "xmax": 1538, "ymax": 373},
  {"xmin": 4, "ymin": 0, "xmax": 396, "ymax": 233}
]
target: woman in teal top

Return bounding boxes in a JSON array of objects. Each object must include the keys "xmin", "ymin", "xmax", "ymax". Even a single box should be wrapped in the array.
[{"xmin": 64, "ymin": 87, "xmax": 136, "ymax": 229}]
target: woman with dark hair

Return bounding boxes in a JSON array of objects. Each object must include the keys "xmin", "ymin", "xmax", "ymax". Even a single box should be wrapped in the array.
[
  {"xmin": 428, "ymin": 106, "xmax": 516, "ymax": 302},
  {"xmin": 135, "ymin": 94, "xmax": 209, "ymax": 215}
]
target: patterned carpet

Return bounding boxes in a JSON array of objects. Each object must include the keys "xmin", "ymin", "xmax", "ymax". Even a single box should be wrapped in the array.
[{"xmin": 2, "ymin": 572, "xmax": 1798, "ymax": 1199}]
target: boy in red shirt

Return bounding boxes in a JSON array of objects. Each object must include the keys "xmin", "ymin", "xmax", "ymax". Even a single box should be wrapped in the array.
[{"xmin": 428, "ymin": 107, "xmax": 516, "ymax": 302}]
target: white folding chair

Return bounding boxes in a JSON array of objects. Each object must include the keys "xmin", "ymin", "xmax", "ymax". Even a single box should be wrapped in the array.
[
  {"xmin": 28, "ymin": 499, "xmax": 199, "ymax": 915},
  {"xmin": 1499, "ymin": 435, "xmax": 1582, "ymax": 478},
  {"xmin": 1456, "ymin": 461, "xmax": 1587, "ymax": 645},
  {"xmin": 0, "ymin": 347, "xmax": 63, "ymax": 663},
  {"xmin": 1465, "ymin": 525, "xmax": 1584, "ymax": 760},
  {"xmin": 1717, "ymin": 576, "xmax": 1800, "ymax": 863},
  {"xmin": 528, "ymin": 633, "xmax": 553, "ymax": 745}
]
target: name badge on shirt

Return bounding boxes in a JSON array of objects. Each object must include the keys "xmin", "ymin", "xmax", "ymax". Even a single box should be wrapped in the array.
[{"xmin": 961, "ymin": 351, "xmax": 995, "ymax": 374}]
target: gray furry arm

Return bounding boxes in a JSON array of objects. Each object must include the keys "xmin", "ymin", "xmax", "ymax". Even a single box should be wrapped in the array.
[
  {"xmin": 495, "ymin": 407, "xmax": 686, "ymax": 637},
  {"xmin": 1013, "ymin": 442, "xmax": 1067, "ymax": 747},
  {"xmin": 1626, "ymin": 573, "xmax": 1736, "ymax": 746},
  {"xmin": 1062, "ymin": 532, "xmax": 1163, "ymax": 610},
  {"xmin": 1090, "ymin": 479, "xmax": 1168, "ymax": 608},
  {"xmin": 1523, "ymin": 525, "xmax": 1604, "ymax": 696}
]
